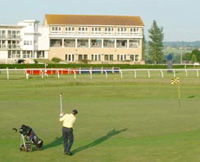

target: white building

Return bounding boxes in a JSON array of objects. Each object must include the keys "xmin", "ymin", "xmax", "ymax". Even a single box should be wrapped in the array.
[
  {"xmin": 0, "ymin": 20, "xmax": 49, "ymax": 63},
  {"xmin": 0, "ymin": 14, "xmax": 145, "ymax": 64}
]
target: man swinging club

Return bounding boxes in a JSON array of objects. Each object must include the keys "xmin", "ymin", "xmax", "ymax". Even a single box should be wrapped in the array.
[{"xmin": 59, "ymin": 93, "xmax": 78, "ymax": 155}]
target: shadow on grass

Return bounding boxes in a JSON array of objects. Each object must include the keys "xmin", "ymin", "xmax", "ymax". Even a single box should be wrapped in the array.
[
  {"xmin": 72, "ymin": 128, "xmax": 127, "ymax": 154},
  {"xmin": 42, "ymin": 136, "xmax": 63, "ymax": 150}
]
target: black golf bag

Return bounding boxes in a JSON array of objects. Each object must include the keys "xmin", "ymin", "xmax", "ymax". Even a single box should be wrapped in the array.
[{"xmin": 19, "ymin": 124, "xmax": 43, "ymax": 152}]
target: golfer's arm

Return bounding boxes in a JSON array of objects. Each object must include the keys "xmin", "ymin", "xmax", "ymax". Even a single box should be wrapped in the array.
[{"xmin": 59, "ymin": 116, "xmax": 64, "ymax": 121}]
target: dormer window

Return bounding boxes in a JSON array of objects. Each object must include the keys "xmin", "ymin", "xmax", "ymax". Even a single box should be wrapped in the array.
[
  {"xmin": 51, "ymin": 26, "xmax": 61, "ymax": 31},
  {"xmin": 66, "ymin": 27, "xmax": 74, "ymax": 31}
]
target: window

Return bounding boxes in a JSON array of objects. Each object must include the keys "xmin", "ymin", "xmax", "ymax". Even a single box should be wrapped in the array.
[
  {"xmin": 8, "ymin": 51, "xmax": 11, "ymax": 58},
  {"xmin": 51, "ymin": 26, "xmax": 61, "ymax": 32},
  {"xmin": 91, "ymin": 39, "xmax": 102, "ymax": 48},
  {"xmin": 78, "ymin": 55, "xmax": 83, "ymax": 61},
  {"xmin": 7, "ymin": 50, "xmax": 20, "ymax": 58},
  {"xmin": 65, "ymin": 27, "xmax": 74, "ymax": 31},
  {"xmin": 91, "ymin": 54, "xmax": 101, "ymax": 61},
  {"xmin": 37, "ymin": 51, "xmax": 45, "ymax": 58},
  {"xmin": 104, "ymin": 54, "xmax": 113, "ymax": 61},
  {"xmin": 135, "ymin": 55, "xmax": 139, "ymax": 61},
  {"xmin": 7, "ymin": 30, "xmax": 20, "ymax": 39},
  {"xmin": 130, "ymin": 55, "xmax": 135, "ymax": 61},
  {"xmin": 105, "ymin": 27, "xmax": 113, "ymax": 32},
  {"xmin": 129, "ymin": 39, "xmax": 140, "ymax": 48},
  {"xmin": 78, "ymin": 27, "xmax": 87, "ymax": 32},
  {"xmin": 64, "ymin": 39, "xmax": 75, "ymax": 47},
  {"xmin": 0, "ymin": 30, "xmax": 6, "ymax": 38},
  {"xmin": 117, "ymin": 55, "xmax": 120, "ymax": 61},
  {"xmin": 103, "ymin": 39, "xmax": 115, "ymax": 48},
  {"xmin": 91, "ymin": 54, "xmax": 94, "ymax": 60},
  {"xmin": 0, "ymin": 40, "xmax": 6, "ymax": 48},
  {"xmin": 78, "ymin": 54, "xmax": 88, "ymax": 61},
  {"xmin": 118, "ymin": 27, "xmax": 126, "ymax": 32},
  {"xmin": 117, "ymin": 54, "xmax": 126, "ymax": 61},
  {"xmin": 131, "ymin": 28, "xmax": 139, "ymax": 32},
  {"xmin": 104, "ymin": 55, "xmax": 108, "ymax": 61},
  {"xmin": 50, "ymin": 39, "xmax": 62, "ymax": 47},
  {"xmin": 65, "ymin": 54, "xmax": 75, "ymax": 61},
  {"xmin": 92, "ymin": 27, "xmax": 101, "ymax": 31},
  {"xmin": 77, "ymin": 39, "xmax": 88, "ymax": 48},
  {"xmin": 22, "ymin": 51, "xmax": 32, "ymax": 58},
  {"xmin": 117, "ymin": 40, "xmax": 127, "ymax": 48},
  {"xmin": 24, "ymin": 40, "xmax": 32, "ymax": 46}
]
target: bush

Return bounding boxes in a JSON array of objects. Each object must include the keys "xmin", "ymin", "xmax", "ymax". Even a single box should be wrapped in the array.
[
  {"xmin": 34, "ymin": 59, "xmax": 38, "ymax": 64},
  {"xmin": 51, "ymin": 57, "xmax": 62, "ymax": 63},
  {"xmin": 0, "ymin": 64, "xmax": 196, "ymax": 69}
]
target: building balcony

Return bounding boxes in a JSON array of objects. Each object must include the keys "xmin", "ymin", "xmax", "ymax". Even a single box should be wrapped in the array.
[
  {"xmin": 7, "ymin": 35, "xmax": 21, "ymax": 39},
  {"xmin": 7, "ymin": 45, "xmax": 21, "ymax": 50},
  {"xmin": 50, "ymin": 31, "xmax": 143, "ymax": 37},
  {"xmin": 0, "ymin": 45, "xmax": 7, "ymax": 50},
  {"xmin": 0, "ymin": 35, "xmax": 6, "ymax": 40}
]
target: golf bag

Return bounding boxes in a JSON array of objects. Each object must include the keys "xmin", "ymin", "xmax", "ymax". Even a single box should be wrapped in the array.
[{"xmin": 19, "ymin": 124, "xmax": 43, "ymax": 152}]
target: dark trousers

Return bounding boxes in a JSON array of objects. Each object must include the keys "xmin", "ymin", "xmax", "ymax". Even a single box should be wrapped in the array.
[{"xmin": 62, "ymin": 127, "xmax": 74, "ymax": 153}]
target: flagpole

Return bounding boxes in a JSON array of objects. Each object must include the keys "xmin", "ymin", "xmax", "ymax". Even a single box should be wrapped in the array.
[
  {"xmin": 177, "ymin": 84, "xmax": 181, "ymax": 108},
  {"xmin": 171, "ymin": 77, "xmax": 181, "ymax": 108}
]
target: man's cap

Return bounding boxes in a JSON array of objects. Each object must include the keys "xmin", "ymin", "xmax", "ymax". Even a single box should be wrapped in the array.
[{"xmin": 72, "ymin": 109, "xmax": 78, "ymax": 114}]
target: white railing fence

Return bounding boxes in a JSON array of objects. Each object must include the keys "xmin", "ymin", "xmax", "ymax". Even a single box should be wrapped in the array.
[{"xmin": 0, "ymin": 68, "xmax": 200, "ymax": 80}]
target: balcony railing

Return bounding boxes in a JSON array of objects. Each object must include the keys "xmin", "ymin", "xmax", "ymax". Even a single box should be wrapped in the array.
[
  {"xmin": 0, "ymin": 45, "xmax": 6, "ymax": 49},
  {"xmin": 0, "ymin": 35, "xmax": 6, "ymax": 39},
  {"xmin": 50, "ymin": 31, "xmax": 142, "ymax": 36},
  {"xmin": 7, "ymin": 45, "xmax": 21, "ymax": 49},
  {"xmin": 7, "ymin": 35, "xmax": 21, "ymax": 39}
]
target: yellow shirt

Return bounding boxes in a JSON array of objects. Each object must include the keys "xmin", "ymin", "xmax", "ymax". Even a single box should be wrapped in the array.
[{"xmin": 59, "ymin": 113, "xmax": 76, "ymax": 128}]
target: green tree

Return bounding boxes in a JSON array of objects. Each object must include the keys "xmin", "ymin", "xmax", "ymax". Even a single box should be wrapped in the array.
[
  {"xmin": 183, "ymin": 52, "xmax": 191, "ymax": 63},
  {"xmin": 191, "ymin": 49, "xmax": 200, "ymax": 62},
  {"xmin": 183, "ymin": 49, "xmax": 200, "ymax": 63},
  {"xmin": 148, "ymin": 20, "xmax": 164, "ymax": 64},
  {"xmin": 191, "ymin": 54, "xmax": 197, "ymax": 63},
  {"xmin": 142, "ymin": 36, "xmax": 146, "ymax": 61}
]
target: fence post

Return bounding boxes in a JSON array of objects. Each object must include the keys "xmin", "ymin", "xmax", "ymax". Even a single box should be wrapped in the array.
[
  {"xmin": 160, "ymin": 70, "xmax": 164, "ymax": 78},
  {"xmin": 6, "ymin": 67, "xmax": 9, "ymax": 80},
  {"xmin": 73, "ymin": 70, "xmax": 76, "ymax": 79},
  {"xmin": 120, "ymin": 70, "xmax": 123, "ymax": 79},
  {"xmin": 105, "ymin": 70, "xmax": 108, "ymax": 79},
  {"xmin": 134, "ymin": 70, "xmax": 137, "ymax": 79},
  {"xmin": 79, "ymin": 68, "xmax": 81, "ymax": 75},
  {"xmin": 185, "ymin": 69, "xmax": 188, "ymax": 77},
  {"xmin": 147, "ymin": 70, "xmax": 151, "ymax": 78},
  {"xmin": 197, "ymin": 69, "xmax": 199, "ymax": 77},
  {"xmin": 57, "ymin": 70, "xmax": 60, "ymax": 79},
  {"xmin": 25, "ymin": 70, "xmax": 29, "ymax": 79},
  {"xmin": 90, "ymin": 69, "xmax": 92, "ymax": 79},
  {"xmin": 41, "ymin": 69, "xmax": 44, "ymax": 79},
  {"xmin": 173, "ymin": 69, "xmax": 176, "ymax": 77},
  {"xmin": 101, "ymin": 67, "xmax": 103, "ymax": 74}
]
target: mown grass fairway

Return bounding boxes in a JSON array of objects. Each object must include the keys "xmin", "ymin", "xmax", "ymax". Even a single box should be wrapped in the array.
[{"xmin": 1, "ymin": 76, "xmax": 200, "ymax": 162}]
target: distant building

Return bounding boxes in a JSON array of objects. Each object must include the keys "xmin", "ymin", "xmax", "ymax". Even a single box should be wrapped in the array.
[
  {"xmin": 45, "ymin": 14, "xmax": 144, "ymax": 64},
  {"xmin": 0, "ymin": 20, "xmax": 49, "ymax": 63},
  {"xmin": 0, "ymin": 14, "xmax": 144, "ymax": 64}
]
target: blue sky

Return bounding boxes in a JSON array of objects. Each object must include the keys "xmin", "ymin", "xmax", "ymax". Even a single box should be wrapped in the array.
[{"xmin": 0, "ymin": 0, "xmax": 199, "ymax": 41}]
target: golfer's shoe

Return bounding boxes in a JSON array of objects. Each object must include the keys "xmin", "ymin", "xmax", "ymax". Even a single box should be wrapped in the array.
[{"xmin": 64, "ymin": 152, "xmax": 73, "ymax": 156}]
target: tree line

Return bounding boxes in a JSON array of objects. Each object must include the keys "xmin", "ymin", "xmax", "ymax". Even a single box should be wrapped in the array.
[{"xmin": 146, "ymin": 21, "xmax": 200, "ymax": 64}]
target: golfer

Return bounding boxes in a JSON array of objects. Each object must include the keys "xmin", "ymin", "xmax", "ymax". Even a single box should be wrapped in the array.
[{"xmin": 59, "ymin": 109, "xmax": 78, "ymax": 155}]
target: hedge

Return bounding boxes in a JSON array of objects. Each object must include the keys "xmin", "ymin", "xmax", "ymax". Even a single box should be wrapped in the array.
[{"xmin": 0, "ymin": 64, "xmax": 197, "ymax": 69}]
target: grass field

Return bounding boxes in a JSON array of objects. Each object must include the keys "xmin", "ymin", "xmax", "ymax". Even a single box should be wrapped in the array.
[{"xmin": 1, "ymin": 75, "xmax": 200, "ymax": 162}]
